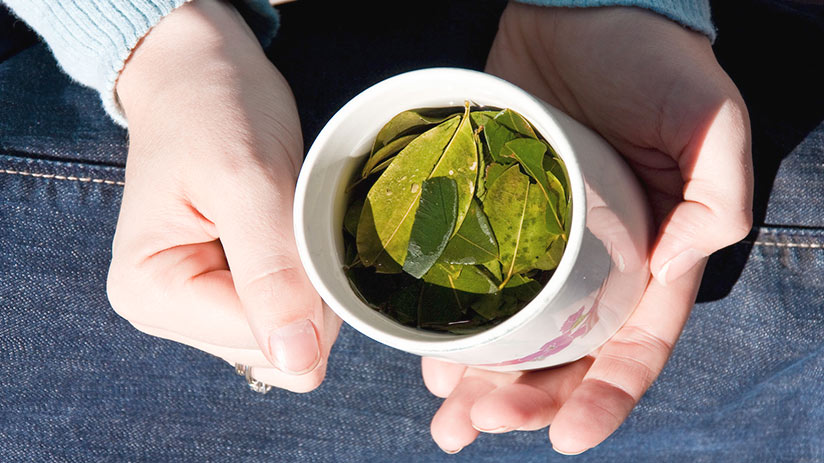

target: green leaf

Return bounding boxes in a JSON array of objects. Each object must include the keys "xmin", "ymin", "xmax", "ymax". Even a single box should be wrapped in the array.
[
  {"xmin": 470, "ymin": 292, "xmax": 503, "ymax": 320},
  {"xmin": 403, "ymin": 177, "xmax": 459, "ymax": 278},
  {"xmin": 343, "ymin": 198, "xmax": 364, "ymax": 238},
  {"xmin": 483, "ymin": 165, "xmax": 555, "ymax": 286},
  {"xmin": 501, "ymin": 138, "xmax": 563, "ymax": 235},
  {"xmin": 344, "ymin": 238, "xmax": 359, "ymax": 268},
  {"xmin": 418, "ymin": 283, "xmax": 470, "ymax": 326},
  {"xmin": 439, "ymin": 199, "xmax": 498, "ymax": 265},
  {"xmin": 494, "ymin": 108, "xmax": 538, "ymax": 139},
  {"xmin": 535, "ymin": 234, "xmax": 566, "ymax": 271},
  {"xmin": 469, "ymin": 110, "xmax": 499, "ymax": 129},
  {"xmin": 388, "ymin": 282, "xmax": 422, "ymax": 326},
  {"xmin": 474, "ymin": 130, "xmax": 487, "ymax": 200},
  {"xmin": 481, "ymin": 260, "xmax": 503, "ymax": 283},
  {"xmin": 472, "ymin": 292, "xmax": 520, "ymax": 320},
  {"xmin": 545, "ymin": 153, "xmax": 570, "ymax": 204},
  {"xmin": 429, "ymin": 103, "xmax": 478, "ymax": 234},
  {"xmin": 361, "ymin": 134, "xmax": 418, "ymax": 177},
  {"xmin": 545, "ymin": 168, "xmax": 567, "ymax": 230},
  {"xmin": 345, "ymin": 267, "xmax": 400, "ymax": 308},
  {"xmin": 482, "ymin": 118, "xmax": 518, "ymax": 163},
  {"xmin": 423, "ymin": 263, "xmax": 498, "ymax": 295},
  {"xmin": 357, "ymin": 116, "xmax": 461, "ymax": 272},
  {"xmin": 503, "ymin": 274, "xmax": 543, "ymax": 302},
  {"xmin": 484, "ymin": 163, "xmax": 509, "ymax": 191},
  {"xmin": 370, "ymin": 110, "xmax": 457, "ymax": 155}
]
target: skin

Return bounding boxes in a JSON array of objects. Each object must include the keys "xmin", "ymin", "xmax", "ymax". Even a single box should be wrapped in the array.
[
  {"xmin": 110, "ymin": 0, "xmax": 341, "ymax": 393},
  {"xmin": 108, "ymin": 0, "xmax": 752, "ymax": 454},
  {"xmin": 423, "ymin": 3, "xmax": 753, "ymax": 455}
]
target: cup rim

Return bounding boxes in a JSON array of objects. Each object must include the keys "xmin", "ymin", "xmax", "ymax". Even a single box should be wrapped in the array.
[{"xmin": 295, "ymin": 67, "xmax": 587, "ymax": 355}]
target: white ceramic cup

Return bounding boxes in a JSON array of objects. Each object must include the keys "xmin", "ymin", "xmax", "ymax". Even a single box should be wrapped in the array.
[{"xmin": 294, "ymin": 68, "xmax": 651, "ymax": 372}]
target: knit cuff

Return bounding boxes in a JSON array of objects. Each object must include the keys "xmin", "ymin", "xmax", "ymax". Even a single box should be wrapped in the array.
[
  {"xmin": 3, "ymin": 0, "xmax": 280, "ymax": 127},
  {"xmin": 515, "ymin": 0, "xmax": 715, "ymax": 42}
]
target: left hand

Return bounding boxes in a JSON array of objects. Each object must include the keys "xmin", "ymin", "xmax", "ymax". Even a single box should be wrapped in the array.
[{"xmin": 423, "ymin": 4, "xmax": 753, "ymax": 454}]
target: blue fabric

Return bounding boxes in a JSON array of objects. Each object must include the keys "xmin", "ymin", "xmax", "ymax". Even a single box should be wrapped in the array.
[
  {"xmin": 0, "ymin": 0, "xmax": 279, "ymax": 126},
  {"xmin": 516, "ymin": 0, "xmax": 715, "ymax": 41},
  {"xmin": 1, "ymin": 1, "xmax": 823, "ymax": 461}
]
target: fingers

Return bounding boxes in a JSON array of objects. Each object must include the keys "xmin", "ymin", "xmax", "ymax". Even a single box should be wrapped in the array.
[
  {"xmin": 421, "ymin": 357, "xmax": 467, "ymax": 398},
  {"xmin": 109, "ymin": 239, "xmax": 259, "ymax": 349},
  {"xmin": 430, "ymin": 376, "xmax": 498, "ymax": 454},
  {"xmin": 549, "ymin": 260, "xmax": 705, "ymax": 454},
  {"xmin": 651, "ymin": 95, "xmax": 753, "ymax": 284},
  {"xmin": 229, "ymin": 302, "xmax": 342, "ymax": 393},
  {"xmin": 204, "ymin": 156, "xmax": 329, "ymax": 382},
  {"xmin": 469, "ymin": 357, "xmax": 592, "ymax": 433},
  {"xmin": 109, "ymin": 130, "xmax": 335, "ymax": 390}
]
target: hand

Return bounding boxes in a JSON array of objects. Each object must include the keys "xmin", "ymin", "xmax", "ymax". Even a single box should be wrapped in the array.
[
  {"xmin": 107, "ymin": 0, "xmax": 341, "ymax": 392},
  {"xmin": 424, "ymin": 4, "xmax": 752, "ymax": 454}
]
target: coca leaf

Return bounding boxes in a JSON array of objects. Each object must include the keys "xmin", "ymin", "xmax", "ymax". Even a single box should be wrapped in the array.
[
  {"xmin": 482, "ymin": 118, "xmax": 518, "ymax": 163},
  {"xmin": 361, "ymin": 134, "xmax": 418, "ymax": 177},
  {"xmin": 483, "ymin": 165, "xmax": 555, "ymax": 286},
  {"xmin": 357, "ymin": 116, "xmax": 460, "ymax": 272},
  {"xmin": 439, "ymin": 199, "xmax": 498, "ymax": 265},
  {"xmin": 472, "ymin": 292, "xmax": 520, "ymax": 320},
  {"xmin": 494, "ymin": 108, "xmax": 538, "ymax": 139},
  {"xmin": 370, "ymin": 110, "xmax": 457, "ymax": 155},
  {"xmin": 388, "ymin": 282, "xmax": 421, "ymax": 326},
  {"xmin": 504, "ymin": 274, "xmax": 543, "ymax": 302},
  {"xmin": 501, "ymin": 138, "xmax": 563, "ymax": 235},
  {"xmin": 418, "ymin": 283, "xmax": 470, "ymax": 326},
  {"xmin": 535, "ymin": 234, "xmax": 566, "ymax": 271},
  {"xmin": 469, "ymin": 110, "xmax": 499, "ymax": 129},
  {"xmin": 484, "ymin": 163, "xmax": 509, "ymax": 191},
  {"xmin": 423, "ymin": 263, "xmax": 498, "ymax": 295},
  {"xmin": 343, "ymin": 198, "xmax": 364, "ymax": 238},
  {"xmin": 429, "ymin": 103, "xmax": 478, "ymax": 233},
  {"xmin": 474, "ymin": 130, "xmax": 487, "ymax": 199},
  {"xmin": 403, "ymin": 177, "xmax": 458, "ymax": 278}
]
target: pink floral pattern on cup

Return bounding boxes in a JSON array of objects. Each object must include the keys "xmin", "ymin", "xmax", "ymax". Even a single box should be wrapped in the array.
[{"xmin": 479, "ymin": 298, "xmax": 601, "ymax": 367}]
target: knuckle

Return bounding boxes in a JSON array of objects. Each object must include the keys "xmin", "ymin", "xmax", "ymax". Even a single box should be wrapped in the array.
[
  {"xmin": 288, "ymin": 373, "xmax": 325, "ymax": 393},
  {"xmin": 105, "ymin": 263, "xmax": 136, "ymax": 321},
  {"xmin": 238, "ymin": 263, "xmax": 307, "ymax": 299},
  {"xmin": 721, "ymin": 208, "xmax": 753, "ymax": 243},
  {"xmin": 593, "ymin": 325, "xmax": 674, "ymax": 399}
]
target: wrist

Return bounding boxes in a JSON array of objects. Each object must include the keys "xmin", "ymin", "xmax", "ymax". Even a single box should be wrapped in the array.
[{"xmin": 116, "ymin": 0, "xmax": 268, "ymax": 119}]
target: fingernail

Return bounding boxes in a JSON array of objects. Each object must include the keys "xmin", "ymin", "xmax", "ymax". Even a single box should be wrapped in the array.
[
  {"xmin": 268, "ymin": 319, "xmax": 320, "ymax": 375},
  {"xmin": 471, "ymin": 423, "xmax": 512, "ymax": 433},
  {"xmin": 553, "ymin": 446, "xmax": 587, "ymax": 456},
  {"xmin": 657, "ymin": 248, "xmax": 707, "ymax": 284},
  {"xmin": 442, "ymin": 446, "xmax": 463, "ymax": 455}
]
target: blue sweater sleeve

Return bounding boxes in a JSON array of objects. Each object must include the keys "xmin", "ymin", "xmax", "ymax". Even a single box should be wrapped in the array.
[
  {"xmin": 517, "ymin": 0, "xmax": 715, "ymax": 41},
  {"xmin": 1, "ymin": 0, "xmax": 279, "ymax": 127}
]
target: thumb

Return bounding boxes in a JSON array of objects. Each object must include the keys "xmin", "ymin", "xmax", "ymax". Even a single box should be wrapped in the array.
[
  {"xmin": 651, "ymin": 97, "xmax": 753, "ymax": 284},
  {"xmin": 211, "ymin": 165, "xmax": 327, "ymax": 381}
]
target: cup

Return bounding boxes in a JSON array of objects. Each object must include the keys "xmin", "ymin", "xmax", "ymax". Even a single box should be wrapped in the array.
[{"xmin": 294, "ymin": 68, "xmax": 651, "ymax": 371}]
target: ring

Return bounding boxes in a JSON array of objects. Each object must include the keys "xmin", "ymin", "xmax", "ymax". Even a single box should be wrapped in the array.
[{"xmin": 234, "ymin": 363, "xmax": 272, "ymax": 394}]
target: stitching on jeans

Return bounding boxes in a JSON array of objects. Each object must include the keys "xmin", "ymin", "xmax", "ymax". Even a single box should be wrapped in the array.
[
  {"xmin": 1, "ymin": 168, "xmax": 124, "ymax": 186},
  {"xmin": 742, "ymin": 240, "xmax": 824, "ymax": 249}
]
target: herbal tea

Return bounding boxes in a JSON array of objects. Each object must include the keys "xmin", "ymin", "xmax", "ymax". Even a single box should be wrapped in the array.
[{"xmin": 342, "ymin": 103, "xmax": 571, "ymax": 334}]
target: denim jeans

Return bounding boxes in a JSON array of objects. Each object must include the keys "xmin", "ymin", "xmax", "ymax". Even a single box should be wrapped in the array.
[{"xmin": 1, "ymin": 1, "xmax": 822, "ymax": 462}]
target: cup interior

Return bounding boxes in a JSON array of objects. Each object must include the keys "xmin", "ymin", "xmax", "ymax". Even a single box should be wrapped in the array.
[{"xmin": 294, "ymin": 68, "xmax": 586, "ymax": 355}]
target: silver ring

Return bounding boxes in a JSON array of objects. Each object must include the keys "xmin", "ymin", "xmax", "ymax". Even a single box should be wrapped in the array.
[{"xmin": 234, "ymin": 363, "xmax": 271, "ymax": 394}]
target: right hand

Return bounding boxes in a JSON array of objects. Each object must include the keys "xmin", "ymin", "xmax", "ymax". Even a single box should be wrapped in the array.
[{"xmin": 107, "ymin": 0, "xmax": 341, "ymax": 392}]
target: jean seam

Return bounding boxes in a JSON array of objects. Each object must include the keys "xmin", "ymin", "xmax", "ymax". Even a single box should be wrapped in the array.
[
  {"xmin": 4, "ymin": 168, "xmax": 821, "ymax": 250},
  {"xmin": 1, "ymin": 167, "xmax": 124, "ymax": 186},
  {"xmin": 741, "ymin": 240, "xmax": 824, "ymax": 249}
]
